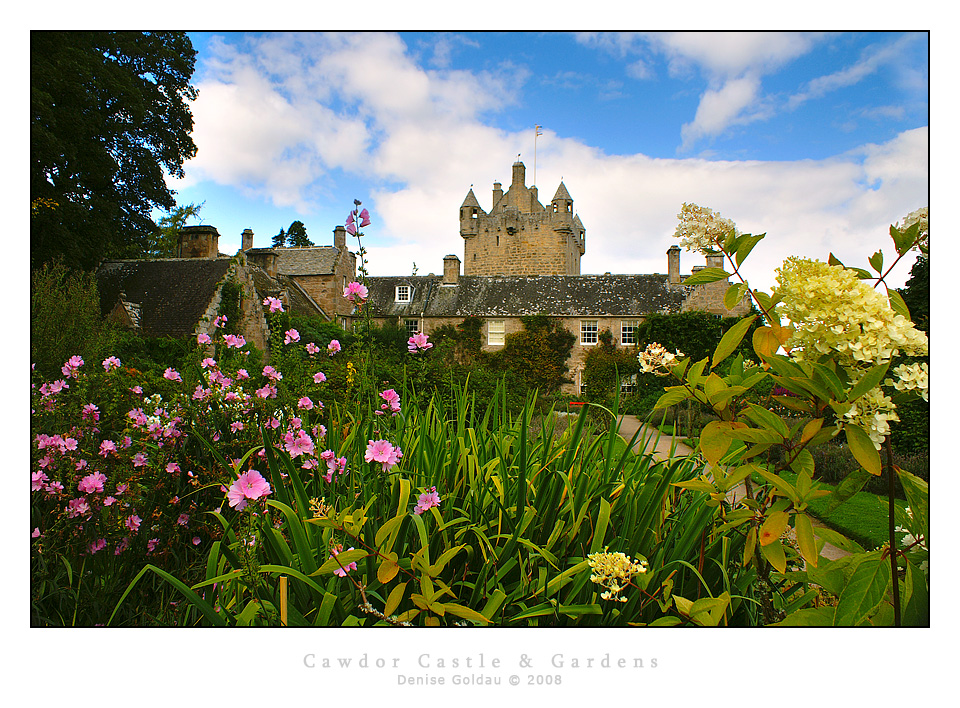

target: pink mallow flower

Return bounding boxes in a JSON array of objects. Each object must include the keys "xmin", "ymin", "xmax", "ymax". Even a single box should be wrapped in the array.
[
  {"xmin": 414, "ymin": 487, "xmax": 442, "ymax": 515},
  {"xmin": 327, "ymin": 340, "xmax": 341, "ymax": 356},
  {"xmin": 227, "ymin": 470, "xmax": 272, "ymax": 511},
  {"xmin": 197, "ymin": 333, "xmax": 212, "ymax": 345},
  {"xmin": 284, "ymin": 329, "xmax": 300, "ymax": 344},
  {"xmin": 98, "ymin": 440, "xmax": 117, "ymax": 457},
  {"xmin": 343, "ymin": 281, "xmax": 368, "ymax": 302},
  {"xmin": 62, "ymin": 355, "xmax": 84, "ymax": 378},
  {"xmin": 306, "ymin": 342, "xmax": 320, "ymax": 355},
  {"xmin": 166, "ymin": 462, "xmax": 181, "ymax": 475},
  {"xmin": 320, "ymin": 450, "xmax": 347, "ymax": 483},
  {"xmin": 102, "ymin": 356, "xmax": 122, "ymax": 371},
  {"xmin": 163, "ymin": 368, "xmax": 182, "ymax": 382},
  {"xmin": 364, "ymin": 439, "xmax": 402, "ymax": 473},
  {"xmin": 223, "ymin": 334, "xmax": 246, "ymax": 349},
  {"xmin": 230, "ymin": 421, "xmax": 244, "ymax": 433},
  {"xmin": 78, "ymin": 471, "xmax": 107, "ymax": 494},
  {"xmin": 313, "ymin": 371, "xmax": 327, "ymax": 384},
  {"xmin": 298, "ymin": 396, "xmax": 314, "ymax": 410},
  {"xmin": 378, "ymin": 389, "xmax": 401, "ymax": 416},
  {"xmin": 284, "ymin": 430, "xmax": 315, "ymax": 458},
  {"xmin": 263, "ymin": 297, "xmax": 284, "ymax": 313},
  {"xmin": 262, "ymin": 366, "xmax": 282, "ymax": 382},
  {"xmin": 408, "ymin": 332, "xmax": 433, "ymax": 353},
  {"xmin": 32, "ymin": 470, "xmax": 48, "ymax": 491},
  {"xmin": 124, "ymin": 515, "xmax": 142, "ymax": 532}
]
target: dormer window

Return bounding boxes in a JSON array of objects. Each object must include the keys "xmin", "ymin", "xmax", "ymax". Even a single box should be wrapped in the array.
[{"xmin": 395, "ymin": 285, "xmax": 412, "ymax": 303}]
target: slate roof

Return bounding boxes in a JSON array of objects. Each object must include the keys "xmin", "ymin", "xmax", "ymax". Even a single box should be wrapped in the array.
[
  {"xmin": 274, "ymin": 246, "xmax": 341, "ymax": 275},
  {"xmin": 97, "ymin": 259, "xmax": 232, "ymax": 337},
  {"xmin": 365, "ymin": 274, "xmax": 685, "ymax": 319}
]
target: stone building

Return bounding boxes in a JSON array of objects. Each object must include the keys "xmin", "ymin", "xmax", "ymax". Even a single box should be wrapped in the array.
[
  {"xmin": 364, "ymin": 160, "xmax": 751, "ymax": 394},
  {"xmin": 97, "ymin": 160, "xmax": 749, "ymax": 392}
]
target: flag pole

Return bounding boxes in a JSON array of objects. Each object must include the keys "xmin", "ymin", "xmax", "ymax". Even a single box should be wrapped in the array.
[{"xmin": 534, "ymin": 125, "xmax": 542, "ymax": 186}]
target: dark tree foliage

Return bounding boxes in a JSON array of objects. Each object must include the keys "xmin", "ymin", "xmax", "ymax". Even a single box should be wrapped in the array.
[
  {"xmin": 493, "ymin": 315, "xmax": 576, "ymax": 395},
  {"xmin": 272, "ymin": 228, "xmax": 287, "ymax": 248},
  {"xmin": 636, "ymin": 310, "xmax": 760, "ymax": 366},
  {"xmin": 898, "ymin": 254, "xmax": 929, "ymax": 333},
  {"xmin": 286, "ymin": 220, "xmax": 314, "ymax": 248},
  {"xmin": 31, "ymin": 31, "xmax": 198, "ymax": 270}
]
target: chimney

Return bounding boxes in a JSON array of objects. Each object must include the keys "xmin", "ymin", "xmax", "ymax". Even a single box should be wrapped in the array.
[
  {"xmin": 705, "ymin": 252, "xmax": 724, "ymax": 270},
  {"xmin": 241, "ymin": 228, "xmax": 254, "ymax": 251},
  {"xmin": 667, "ymin": 245, "xmax": 681, "ymax": 284},
  {"xmin": 334, "ymin": 225, "xmax": 347, "ymax": 250},
  {"xmin": 443, "ymin": 254, "xmax": 461, "ymax": 285},
  {"xmin": 493, "ymin": 181, "xmax": 503, "ymax": 209},
  {"xmin": 512, "ymin": 161, "xmax": 525, "ymax": 187}
]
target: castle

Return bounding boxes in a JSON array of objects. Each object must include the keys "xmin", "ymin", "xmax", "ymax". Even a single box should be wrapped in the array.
[{"xmin": 97, "ymin": 160, "xmax": 749, "ymax": 395}]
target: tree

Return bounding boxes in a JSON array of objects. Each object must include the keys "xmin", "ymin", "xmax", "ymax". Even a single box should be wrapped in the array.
[
  {"xmin": 148, "ymin": 202, "xmax": 204, "ymax": 258},
  {"xmin": 272, "ymin": 228, "xmax": 287, "ymax": 248},
  {"xmin": 286, "ymin": 220, "xmax": 314, "ymax": 248},
  {"xmin": 31, "ymin": 31, "xmax": 198, "ymax": 270},
  {"xmin": 898, "ymin": 254, "xmax": 928, "ymax": 333},
  {"xmin": 493, "ymin": 315, "xmax": 575, "ymax": 395}
]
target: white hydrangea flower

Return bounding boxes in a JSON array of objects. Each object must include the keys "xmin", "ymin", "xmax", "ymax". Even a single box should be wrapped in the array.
[
  {"xmin": 638, "ymin": 342, "xmax": 682, "ymax": 376},
  {"xmin": 674, "ymin": 202, "xmax": 738, "ymax": 254},
  {"xmin": 841, "ymin": 385, "xmax": 900, "ymax": 450},
  {"xmin": 886, "ymin": 362, "xmax": 929, "ymax": 402},
  {"xmin": 588, "ymin": 550, "xmax": 649, "ymax": 603}
]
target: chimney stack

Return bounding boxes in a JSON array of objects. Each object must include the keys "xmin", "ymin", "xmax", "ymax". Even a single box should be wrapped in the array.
[
  {"xmin": 334, "ymin": 225, "xmax": 347, "ymax": 250},
  {"xmin": 241, "ymin": 228, "xmax": 254, "ymax": 251},
  {"xmin": 443, "ymin": 254, "xmax": 461, "ymax": 285},
  {"xmin": 667, "ymin": 245, "xmax": 681, "ymax": 284}
]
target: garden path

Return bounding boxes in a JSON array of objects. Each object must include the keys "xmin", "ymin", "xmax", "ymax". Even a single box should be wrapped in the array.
[{"xmin": 615, "ymin": 416, "xmax": 849, "ymax": 561}]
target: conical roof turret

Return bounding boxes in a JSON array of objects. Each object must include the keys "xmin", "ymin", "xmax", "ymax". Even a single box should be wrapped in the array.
[
  {"xmin": 552, "ymin": 181, "xmax": 572, "ymax": 202},
  {"xmin": 461, "ymin": 188, "xmax": 481, "ymax": 209}
]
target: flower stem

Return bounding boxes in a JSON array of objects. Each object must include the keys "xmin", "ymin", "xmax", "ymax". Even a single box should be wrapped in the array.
[{"xmin": 884, "ymin": 437, "xmax": 901, "ymax": 626}]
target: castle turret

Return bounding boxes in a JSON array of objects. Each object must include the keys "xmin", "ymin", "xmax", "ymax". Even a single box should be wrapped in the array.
[
  {"xmin": 178, "ymin": 225, "xmax": 220, "ymax": 259},
  {"xmin": 459, "ymin": 189, "xmax": 483, "ymax": 239}
]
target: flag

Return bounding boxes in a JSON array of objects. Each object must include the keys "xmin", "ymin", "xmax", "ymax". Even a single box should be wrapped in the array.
[{"xmin": 535, "ymin": 125, "xmax": 543, "ymax": 136}]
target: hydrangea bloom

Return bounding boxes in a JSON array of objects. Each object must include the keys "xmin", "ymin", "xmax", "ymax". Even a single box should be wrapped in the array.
[
  {"xmin": 365, "ymin": 439, "xmax": 402, "ymax": 472},
  {"xmin": 674, "ymin": 202, "xmax": 737, "ymax": 254},
  {"xmin": 638, "ymin": 343, "xmax": 682, "ymax": 376},
  {"xmin": 587, "ymin": 550, "xmax": 649, "ymax": 602},
  {"xmin": 407, "ymin": 332, "xmax": 433, "ymax": 353},
  {"xmin": 414, "ymin": 487, "xmax": 441, "ymax": 515},
  {"xmin": 886, "ymin": 362, "xmax": 929, "ymax": 402},
  {"xmin": 227, "ymin": 470, "xmax": 272, "ymax": 511}
]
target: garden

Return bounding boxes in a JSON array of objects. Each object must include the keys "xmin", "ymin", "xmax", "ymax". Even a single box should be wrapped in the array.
[{"xmin": 29, "ymin": 204, "xmax": 929, "ymax": 628}]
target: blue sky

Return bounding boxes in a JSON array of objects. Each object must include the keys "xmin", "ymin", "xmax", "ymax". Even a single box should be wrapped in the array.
[{"xmin": 168, "ymin": 31, "xmax": 928, "ymax": 293}]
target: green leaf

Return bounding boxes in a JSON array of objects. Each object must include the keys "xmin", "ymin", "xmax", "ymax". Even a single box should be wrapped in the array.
[
  {"xmin": 654, "ymin": 386, "xmax": 691, "ymax": 410},
  {"xmin": 713, "ymin": 315, "xmax": 757, "ymax": 368},
  {"xmin": 844, "ymin": 424, "xmax": 881, "ymax": 476},
  {"xmin": 773, "ymin": 607, "xmax": 835, "ymax": 626},
  {"xmin": 684, "ymin": 267, "xmax": 731, "ymax": 285},
  {"xmin": 735, "ymin": 233, "xmax": 765, "ymax": 267},
  {"xmin": 868, "ymin": 250, "xmax": 883, "ymax": 273},
  {"xmin": 441, "ymin": 602, "xmax": 493, "ymax": 625},
  {"xmin": 724, "ymin": 282, "xmax": 748, "ymax": 311},
  {"xmin": 821, "ymin": 467, "xmax": 873, "ymax": 514},
  {"xmin": 312, "ymin": 549, "xmax": 370, "ymax": 576},
  {"xmin": 794, "ymin": 513, "xmax": 818, "ymax": 568},
  {"xmin": 811, "ymin": 527, "xmax": 865, "ymax": 555},
  {"xmin": 846, "ymin": 362, "xmax": 890, "ymax": 403},
  {"xmin": 759, "ymin": 539, "xmax": 787, "ymax": 573},
  {"xmin": 887, "ymin": 289, "xmax": 911, "ymax": 320},
  {"xmin": 834, "ymin": 555, "xmax": 891, "ymax": 626},
  {"xmin": 743, "ymin": 403, "xmax": 790, "ymax": 438}
]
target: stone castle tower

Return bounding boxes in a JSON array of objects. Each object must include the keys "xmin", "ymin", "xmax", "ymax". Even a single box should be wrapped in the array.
[{"xmin": 459, "ymin": 160, "xmax": 585, "ymax": 276}]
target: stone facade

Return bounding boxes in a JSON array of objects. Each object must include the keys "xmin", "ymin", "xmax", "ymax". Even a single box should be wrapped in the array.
[{"xmin": 460, "ymin": 161, "xmax": 585, "ymax": 276}]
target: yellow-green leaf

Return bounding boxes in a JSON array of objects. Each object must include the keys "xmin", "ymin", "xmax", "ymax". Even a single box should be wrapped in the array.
[
  {"xmin": 441, "ymin": 602, "xmax": 493, "ymax": 625},
  {"xmin": 714, "ymin": 315, "xmax": 757, "ymax": 368},
  {"xmin": 794, "ymin": 513, "xmax": 818, "ymax": 568},
  {"xmin": 760, "ymin": 538, "xmax": 787, "ymax": 573},
  {"xmin": 844, "ymin": 424, "xmax": 881, "ymax": 476},
  {"xmin": 724, "ymin": 282, "xmax": 748, "ymax": 311},
  {"xmin": 699, "ymin": 420, "xmax": 732, "ymax": 467},
  {"xmin": 377, "ymin": 552, "xmax": 400, "ymax": 583},
  {"xmin": 383, "ymin": 581, "xmax": 407, "ymax": 617},
  {"xmin": 759, "ymin": 511, "xmax": 790, "ymax": 546}
]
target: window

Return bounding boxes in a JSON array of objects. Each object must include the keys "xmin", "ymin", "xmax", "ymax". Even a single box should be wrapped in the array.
[
  {"xmin": 580, "ymin": 320, "xmax": 598, "ymax": 345},
  {"xmin": 488, "ymin": 319, "xmax": 505, "ymax": 346},
  {"xmin": 620, "ymin": 374, "xmax": 638, "ymax": 393},
  {"xmin": 396, "ymin": 285, "xmax": 411, "ymax": 303},
  {"xmin": 405, "ymin": 319, "xmax": 420, "ymax": 337},
  {"xmin": 621, "ymin": 321, "xmax": 638, "ymax": 345}
]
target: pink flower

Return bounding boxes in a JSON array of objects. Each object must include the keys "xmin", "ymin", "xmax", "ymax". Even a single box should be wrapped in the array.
[
  {"xmin": 66, "ymin": 498, "xmax": 90, "ymax": 518},
  {"xmin": 63, "ymin": 436, "xmax": 79, "ymax": 451},
  {"xmin": 262, "ymin": 297, "xmax": 284, "ymax": 313},
  {"xmin": 213, "ymin": 315, "xmax": 228, "ymax": 329},
  {"xmin": 103, "ymin": 496, "xmax": 116, "ymax": 506},
  {"xmin": 88, "ymin": 538, "xmax": 107, "ymax": 555},
  {"xmin": 313, "ymin": 371, "xmax": 327, "ymax": 384},
  {"xmin": 130, "ymin": 385, "xmax": 143, "ymax": 395},
  {"xmin": 327, "ymin": 340, "xmax": 341, "ymax": 356},
  {"xmin": 98, "ymin": 440, "xmax": 116, "ymax": 457},
  {"xmin": 193, "ymin": 385, "xmax": 211, "ymax": 400},
  {"xmin": 147, "ymin": 538, "xmax": 159, "ymax": 553},
  {"xmin": 125, "ymin": 515, "xmax": 142, "ymax": 532},
  {"xmin": 78, "ymin": 471, "xmax": 107, "ymax": 493},
  {"xmin": 133, "ymin": 452, "xmax": 148, "ymax": 467},
  {"xmin": 230, "ymin": 421, "xmax": 244, "ymax": 433},
  {"xmin": 32, "ymin": 470, "xmax": 48, "ymax": 491},
  {"xmin": 116, "ymin": 484, "xmax": 128, "ymax": 495},
  {"xmin": 192, "ymin": 537, "xmax": 201, "ymax": 545},
  {"xmin": 408, "ymin": 332, "xmax": 433, "ymax": 353},
  {"xmin": 255, "ymin": 384, "xmax": 277, "ymax": 399},
  {"xmin": 166, "ymin": 462, "xmax": 181, "ymax": 475},
  {"xmin": 414, "ymin": 487, "xmax": 442, "ymax": 515},
  {"xmin": 227, "ymin": 470, "xmax": 272, "ymax": 511},
  {"xmin": 306, "ymin": 342, "xmax": 320, "ymax": 355},
  {"xmin": 320, "ymin": 450, "xmax": 347, "ymax": 483},
  {"xmin": 163, "ymin": 368, "xmax": 182, "ymax": 382},
  {"xmin": 345, "ymin": 202, "xmax": 371, "ymax": 235},
  {"xmin": 298, "ymin": 396, "xmax": 314, "ymax": 410},
  {"xmin": 201, "ymin": 357, "xmax": 217, "ymax": 369},
  {"xmin": 45, "ymin": 480, "xmax": 64, "ymax": 496},
  {"xmin": 223, "ymin": 334, "xmax": 246, "ymax": 348},
  {"xmin": 343, "ymin": 281, "xmax": 368, "ymax": 302},
  {"xmin": 364, "ymin": 439, "xmax": 402, "ymax": 472},
  {"xmin": 284, "ymin": 430, "xmax": 315, "ymax": 458},
  {"xmin": 62, "ymin": 355, "xmax": 84, "ymax": 378},
  {"xmin": 197, "ymin": 333, "xmax": 212, "ymax": 345},
  {"xmin": 284, "ymin": 329, "xmax": 300, "ymax": 344},
  {"xmin": 378, "ymin": 389, "xmax": 401, "ymax": 416},
  {"xmin": 81, "ymin": 404, "xmax": 99, "ymax": 422},
  {"xmin": 262, "ymin": 366, "xmax": 282, "ymax": 382},
  {"xmin": 177, "ymin": 513, "xmax": 190, "ymax": 527},
  {"xmin": 236, "ymin": 368, "xmax": 250, "ymax": 380},
  {"xmin": 329, "ymin": 545, "xmax": 358, "ymax": 577},
  {"xmin": 102, "ymin": 356, "xmax": 122, "ymax": 371},
  {"xmin": 32, "ymin": 527, "xmax": 41, "ymax": 539}
]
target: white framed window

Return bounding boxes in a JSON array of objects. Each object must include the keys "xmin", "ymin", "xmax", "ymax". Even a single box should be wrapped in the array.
[
  {"xmin": 620, "ymin": 374, "xmax": 638, "ymax": 393},
  {"xmin": 396, "ymin": 285, "xmax": 412, "ymax": 303},
  {"xmin": 487, "ymin": 319, "xmax": 505, "ymax": 346},
  {"xmin": 621, "ymin": 320, "xmax": 638, "ymax": 345},
  {"xmin": 580, "ymin": 320, "xmax": 598, "ymax": 345},
  {"xmin": 405, "ymin": 319, "xmax": 420, "ymax": 337}
]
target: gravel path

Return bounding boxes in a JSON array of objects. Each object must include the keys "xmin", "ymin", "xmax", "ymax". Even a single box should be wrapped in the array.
[{"xmin": 615, "ymin": 415, "xmax": 850, "ymax": 561}]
